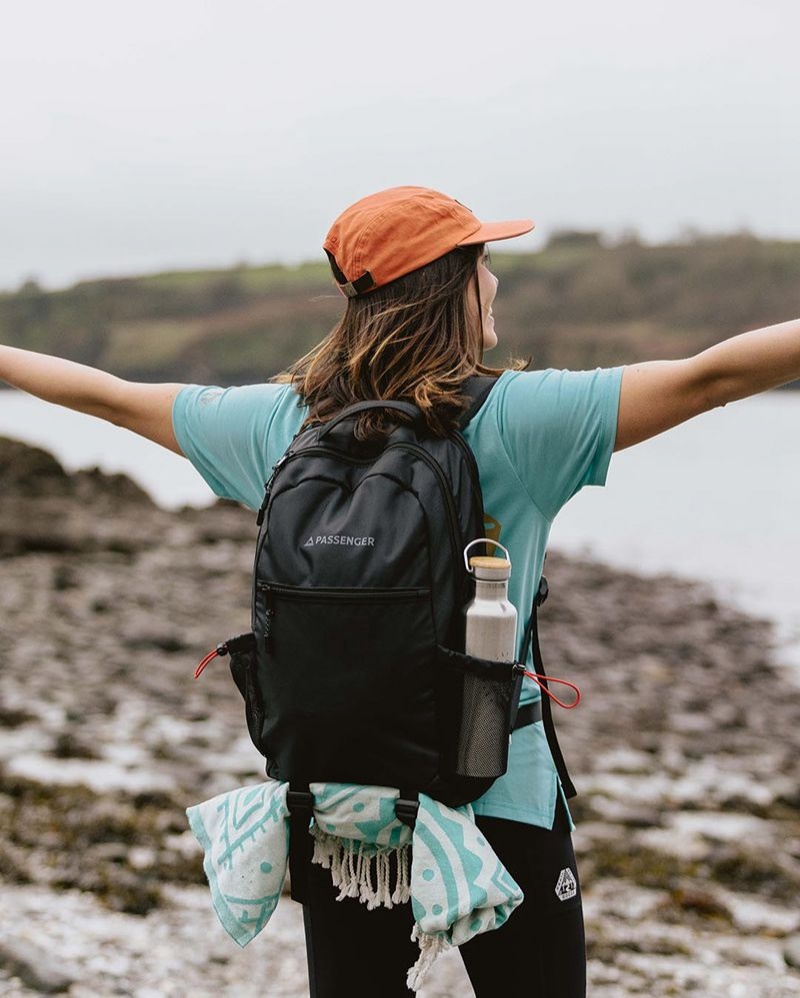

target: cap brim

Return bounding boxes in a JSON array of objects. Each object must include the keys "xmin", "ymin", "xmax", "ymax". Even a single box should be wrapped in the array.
[{"xmin": 456, "ymin": 219, "xmax": 535, "ymax": 246}]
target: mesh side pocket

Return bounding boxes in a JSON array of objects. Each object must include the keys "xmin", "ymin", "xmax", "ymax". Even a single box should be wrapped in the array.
[
  {"xmin": 437, "ymin": 644, "xmax": 523, "ymax": 780},
  {"xmin": 226, "ymin": 632, "xmax": 263, "ymax": 750}
]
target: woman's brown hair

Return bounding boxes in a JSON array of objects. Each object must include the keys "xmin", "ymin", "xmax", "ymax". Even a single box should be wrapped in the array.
[{"xmin": 270, "ymin": 244, "xmax": 530, "ymax": 441}]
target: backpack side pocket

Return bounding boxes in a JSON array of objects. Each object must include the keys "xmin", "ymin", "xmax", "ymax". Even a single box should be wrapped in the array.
[
  {"xmin": 226, "ymin": 632, "xmax": 263, "ymax": 750},
  {"xmin": 436, "ymin": 644, "xmax": 523, "ymax": 780}
]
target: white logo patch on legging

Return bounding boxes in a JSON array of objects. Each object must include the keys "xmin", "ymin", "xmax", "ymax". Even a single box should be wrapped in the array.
[{"xmin": 555, "ymin": 867, "xmax": 577, "ymax": 901}]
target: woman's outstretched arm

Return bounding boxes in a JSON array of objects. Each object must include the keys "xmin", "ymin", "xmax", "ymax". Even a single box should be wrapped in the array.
[
  {"xmin": 0, "ymin": 346, "xmax": 184, "ymax": 454},
  {"xmin": 615, "ymin": 316, "xmax": 800, "ymax": 452}
]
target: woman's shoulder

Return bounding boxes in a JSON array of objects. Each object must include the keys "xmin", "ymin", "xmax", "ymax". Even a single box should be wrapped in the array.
[
  {"xmin": 173, "ymin": 380, "xmax": 306, "ymax": 457},
  {"xmin": 493, "ymin": 366, "xmax": 624, "ymax": 418},
  {"xmin": 178, "ymin": 380, "xmax": 307, "ymax": 423},
  {"xmin": 468, "ymin": 368, "xmax": 558, "ymax": 429}
]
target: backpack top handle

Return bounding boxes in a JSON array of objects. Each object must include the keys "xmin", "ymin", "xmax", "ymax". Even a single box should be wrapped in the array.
[
  {"xmin": 317, "ymin": 400, "xmax": 424, "ymax": 441},
  {"xmin": 316, "ymin": 376, "xmax": 499, "ymax": 441}
]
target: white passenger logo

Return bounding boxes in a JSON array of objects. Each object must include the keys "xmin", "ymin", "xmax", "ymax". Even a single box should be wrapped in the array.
[
  {"xmin": 555, "ymin": 868, "xmax": 577, "ymax": 901},
  {"xmin": 303, "ymin": 535, "xmax": 375, "ymax": 547}
]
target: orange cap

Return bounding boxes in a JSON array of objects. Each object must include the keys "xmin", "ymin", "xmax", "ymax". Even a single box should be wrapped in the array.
[{"xmin": 323, "ymin": 185, "xmax": 534, "ymax": 298}]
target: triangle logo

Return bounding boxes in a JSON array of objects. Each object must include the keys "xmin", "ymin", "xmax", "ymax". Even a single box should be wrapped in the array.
[{"xmin": 555, "ymin": 867, "xmax": 577, "ymax": 902}]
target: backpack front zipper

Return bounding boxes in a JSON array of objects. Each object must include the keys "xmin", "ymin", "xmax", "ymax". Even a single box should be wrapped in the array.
[
  {"xmin": 256, "ymin": 582, "xmax": 430, "ymax": 651},
  {"xmin": 258, "ymin": 582, "xmax": 429, "ymax": 600}
]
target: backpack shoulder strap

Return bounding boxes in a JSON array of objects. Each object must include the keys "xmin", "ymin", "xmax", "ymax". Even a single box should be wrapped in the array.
[
  {"xmin": 457, "ymin": 374, "xmax": 500, "ymax": 430},
  {"xmin": 518, "ymin": 575, "xmax": 577, "ymax": 799}
]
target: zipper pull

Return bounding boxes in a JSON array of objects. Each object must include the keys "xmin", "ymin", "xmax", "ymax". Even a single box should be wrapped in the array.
[
  {"xmin": 262, "ymin": 584, "xmax": 273, "ymax": 653},
  {"xmin": 256, "ymin": 455, "xmax": 290, "ymax": 526},
  {"xmin": 264, "ymin": 607, "xmax": 273, "ymax": 652}
]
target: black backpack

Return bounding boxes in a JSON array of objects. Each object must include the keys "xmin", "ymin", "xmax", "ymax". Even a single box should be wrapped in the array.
[{"xmin": 198, "ymin": 375, "xmax": 574, "ymax": 902}]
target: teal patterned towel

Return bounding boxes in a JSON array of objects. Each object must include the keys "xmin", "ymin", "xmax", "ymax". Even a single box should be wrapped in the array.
[{"xmin": 186, "ymin": 780, "xmax": 524, "ymax": 990}]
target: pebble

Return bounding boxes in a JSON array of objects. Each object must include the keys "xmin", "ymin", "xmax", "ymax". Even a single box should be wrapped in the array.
[
  {"xmin": 785, "ymin": 936, "xmax": 800, "ymax": 970},
  {"xmin": 0, "ymin": 938, "xmax": 75, "ymax": 994}
]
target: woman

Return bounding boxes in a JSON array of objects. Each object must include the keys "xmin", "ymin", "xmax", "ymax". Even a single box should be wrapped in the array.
[{"xmin": 2, "ymin": 185, "xmax": 799, "ymax": 997}]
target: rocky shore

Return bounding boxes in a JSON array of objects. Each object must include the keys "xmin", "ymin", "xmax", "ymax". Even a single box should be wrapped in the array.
[{"xmin": 1, "ymin": 435, "xmax": 799, "ymax": 997}]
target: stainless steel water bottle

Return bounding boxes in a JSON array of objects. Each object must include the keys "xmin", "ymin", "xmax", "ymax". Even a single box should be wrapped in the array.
[
  {"xmin": 463, "ymin": 539, "xmax": 517, "ymax": 662},
  {"xmin": 453, "ymin": 540, "xmax": 519, "ymax": 778}
]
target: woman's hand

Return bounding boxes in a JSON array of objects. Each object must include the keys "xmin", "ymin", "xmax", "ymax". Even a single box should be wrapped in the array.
[
  {"xmin": 615, "ymin": 316, "xmax": 800, "ymax": 451},
  {"xmin": 0, "ymin": 345, "xmax": 185, "ymax": 454}
]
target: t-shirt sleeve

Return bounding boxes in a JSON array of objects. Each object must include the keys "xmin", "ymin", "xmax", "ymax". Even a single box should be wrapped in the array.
[
  {"xmin": 171, "ymin": 382, "xmax": 294, "ymax": 509},
  {"xmin": 496, "ymin": 366, "xmax": 624, "ymax": 521}
]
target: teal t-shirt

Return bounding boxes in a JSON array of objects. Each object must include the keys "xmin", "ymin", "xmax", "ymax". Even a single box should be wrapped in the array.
[{"xmin": 173, "ymin": 365, "xmax": 624, "ymax": 830}]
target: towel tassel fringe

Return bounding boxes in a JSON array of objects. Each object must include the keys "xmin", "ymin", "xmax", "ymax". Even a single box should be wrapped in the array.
[
  {"xmin": 407, "ymin": 924, "xmax": 451, "ymax": 992},
  {"xmin": 310, "ymin": 826, "xmax": 411, "ymax": 910}
]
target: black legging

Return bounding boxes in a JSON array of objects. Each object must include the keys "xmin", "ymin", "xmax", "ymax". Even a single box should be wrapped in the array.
[{"xmin": 302, "ymin": 794, "xmax": 586, "ymax": 997}]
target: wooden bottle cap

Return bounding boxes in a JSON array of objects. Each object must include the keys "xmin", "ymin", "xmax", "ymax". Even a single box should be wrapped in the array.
[{"xmin": 469, "ymin": 556, "xmax": 511, "ymax": 570}]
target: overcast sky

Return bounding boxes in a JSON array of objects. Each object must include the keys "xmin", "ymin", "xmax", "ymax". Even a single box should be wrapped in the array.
[{"xmin": 2, "ymin": 0, "xmax": 798, "ymax": 291}]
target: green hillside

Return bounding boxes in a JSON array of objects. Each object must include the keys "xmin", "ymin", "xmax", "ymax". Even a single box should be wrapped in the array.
[{"xmin": 3, "ymin": 230, "xmax": 800, "ymax": 386}]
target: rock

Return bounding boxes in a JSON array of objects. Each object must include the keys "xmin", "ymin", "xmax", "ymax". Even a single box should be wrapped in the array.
[
  {"xmin": 71, "ymin": 465, "xmax": 153, "ymax": 505},
  {"xmin": 0, "ymin": 937, "xmax": 75, "ymax": 993},
  {"xmin": 588, "ymin": 797, "xmax": 663, "ymax": 828},
  {"xmin": 661, "ymin": 887, "xmax": 733, "ymax": 922},
  {"xmin": 785, "ymin": 936, "xmax": 800, "ymax": 971},
  {"xmin": 0, "ymin": 435, "xmax": 69, "ymax": 495},
  {"xmin": 0, "ymin": 698, "xmax": 36, "ymax": 728},
  {"xmin": 0, "ymin": 437, "xmax": 164, "ymax": 558},
  {"xmin": 0, "ymin": 434, "xmax": 153, "ymax": 506},
  {"xmin": 121, "ymin": 626, "xmax": 190, "ymax": 653},
  {"xmin": 52, "ymin": 730, "xmax": 101, "ymax": 760}
]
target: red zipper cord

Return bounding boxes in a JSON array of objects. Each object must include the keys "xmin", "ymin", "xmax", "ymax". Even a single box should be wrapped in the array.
[
  {"xmin": 194, "ymin": 648, "xmax": 221, "ymax": 679},
  {"xmin": 520, "ymin": 669, "xmax": 581, "ymax": 709}
]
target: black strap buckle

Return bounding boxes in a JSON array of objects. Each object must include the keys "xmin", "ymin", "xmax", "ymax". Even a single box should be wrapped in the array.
[
  {"xmin": 395, "ymin": 796, "xmax": 419, "ymax": 829},
  {"xmin": 287, "ymin": 790, "xmax": 315, "ymax": 814},
  {"xmin": 535, "ymin": 575, "xmax": 549, "ymax": 607}
]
